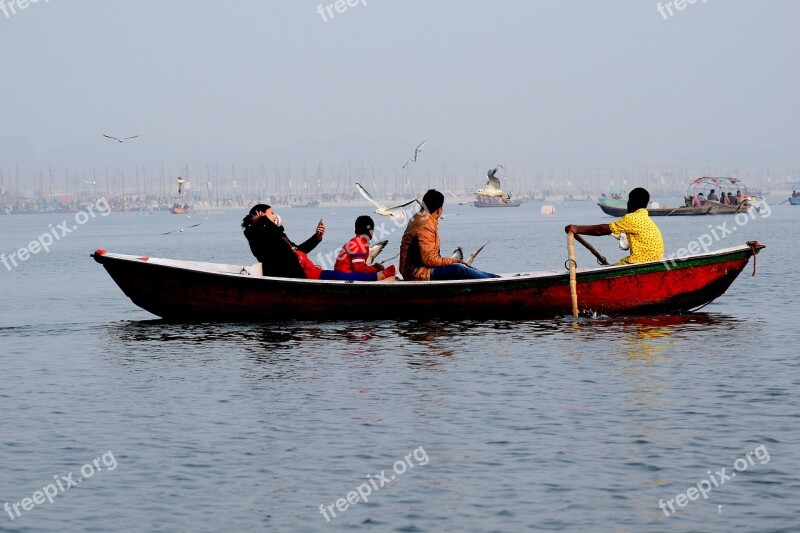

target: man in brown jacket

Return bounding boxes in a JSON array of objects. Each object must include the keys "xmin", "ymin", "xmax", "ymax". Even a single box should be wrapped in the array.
[{"xmin": 400, "ymin": 189, "xmax": 499, "ymax": 281}]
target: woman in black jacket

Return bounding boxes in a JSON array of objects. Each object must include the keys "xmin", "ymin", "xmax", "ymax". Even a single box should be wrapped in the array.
[{"xmin": 242, "ymin": 204, "xmax": 324, "ymax": 278}]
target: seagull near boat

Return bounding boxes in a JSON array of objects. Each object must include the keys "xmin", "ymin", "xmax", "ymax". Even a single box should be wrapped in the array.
[
  {"xmin": 451, "ymin": 241, "xmax": 489, "ymax": 266},
  {"xmin": 402, "ymin": 140, "xmax": 426, "ymax": 169},
  {"xmin": 102, "ymin": 134, "xmax": 139, "ymax": 143},
  {"xmin": 367, "ymin": 240, "xmax": 388, "ymax": 266},
  {"xmin": 170, "ymin": 177, "xmax": 191, "ymax": 214},
  {"xmin": 476, "ymin": 167, "xmax": 511, "ymax": 201},
  {"xmin": 356, "ymin": 182, "xmax": 419, "ymax": 221}
]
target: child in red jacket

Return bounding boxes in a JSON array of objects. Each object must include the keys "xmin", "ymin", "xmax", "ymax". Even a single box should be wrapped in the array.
[{"xmin": 334, "ymin": 215, "xmax": 396, "ymax": 278}]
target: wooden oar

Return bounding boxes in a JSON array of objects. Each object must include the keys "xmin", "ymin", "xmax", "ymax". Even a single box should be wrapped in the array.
[
  {"xmin": 778, "ymin": 198, "xmax": 790, "ymax": 205},
  {"xmin": 567, "ymin": 233, "xmax": 579, "ymax": 318},
  {"xmin": 573, "ymin": 234, "xmax": 609, "ymax": 266}
]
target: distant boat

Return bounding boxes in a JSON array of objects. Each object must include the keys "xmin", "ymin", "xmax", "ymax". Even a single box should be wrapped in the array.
[
  {"xmin": 597, "ymin": 197, "xmax": 627, "ymax": 209},
  {"xmin": 598, "ymin": 177, "xmax": 757, "ymax": 216},
  {"xmin": 11, "ymin": 207, "xmax": 58, "ymax": 214},
  {"xmin": 473, "ymin": 195, "xmax": 521, "ymax": 207},
  {"xmin": 290, "ymin": 200, "xmax": 320, "ymax": 208},
  {"xmin": 597, "ymin": 187, "xmax": 628, "ymax": 207},
  {"xmin": 92, "ymin": 242, "xmax": 764, "ymax": 320},
  {"xmin": 600, "ymin": 203, "xmax": 714, "ymax": 216},
  {"xmin": 597, "ymin": 202, "xmax": 756, "ymax": 217},
  {"xmin": 171, "ymin": 176, "xmax": 191, "ymax": 214},
  {"xmin": 789, "ymin": 181, "xmax": 800, "ymax": 205}
]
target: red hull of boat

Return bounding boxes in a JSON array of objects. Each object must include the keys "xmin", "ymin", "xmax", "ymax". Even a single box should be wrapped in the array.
[{"xmin": 92, "ymin": 244, "xmax": 763, "ymax": 321}]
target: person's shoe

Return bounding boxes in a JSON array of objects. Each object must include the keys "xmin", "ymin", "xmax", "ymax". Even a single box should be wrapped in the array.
[{"xmin": 378, "ymin": 265, "xmax": 397, "ymax": 281}]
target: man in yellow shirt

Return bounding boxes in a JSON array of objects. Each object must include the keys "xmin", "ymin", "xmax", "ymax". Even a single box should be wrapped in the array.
[{"xmin": 565, "ymin": 187, "xmax": 664, "ymax": 265}]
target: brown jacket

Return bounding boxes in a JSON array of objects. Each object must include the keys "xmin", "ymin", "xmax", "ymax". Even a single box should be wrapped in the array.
[{"xmin": 400, "ymin": 211, "xmax": 458, "ymax": 281}]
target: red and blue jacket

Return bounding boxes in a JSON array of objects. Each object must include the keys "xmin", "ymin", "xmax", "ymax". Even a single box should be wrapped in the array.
[{"xmin": 334, "ymin": 235, "xmax": 379, "ymax": 274}]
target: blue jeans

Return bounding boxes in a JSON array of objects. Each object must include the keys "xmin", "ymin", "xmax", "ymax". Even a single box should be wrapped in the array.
[
  {"xmin": 319, "ymin": 270, "xmax": 378, "ymax": 281},
  {"xmin": 430, "ymin": 264, "xmax": 500, "ymax": 280}
]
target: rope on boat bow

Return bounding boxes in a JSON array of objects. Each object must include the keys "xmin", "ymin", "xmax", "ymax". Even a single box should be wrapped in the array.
[{"xmin": 747, "ymin": 241, "xmax": 758, "ymax": 276}]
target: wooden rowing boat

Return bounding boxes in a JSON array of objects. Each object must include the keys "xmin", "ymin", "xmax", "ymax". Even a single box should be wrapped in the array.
[
  {"xmin": 597, "ymin": 202, "xmax": 751, "ymax": 217},
  {"xmin": 598, "ymin": 176, "xmax": 757, "ymax": 216},
  {"xmin": 598, "ymin": 203, "xmax": 711, "ymax": 216},
  {"xmin": 473, "ymin": 195, "xmax": 521, "ymax": 207},
  {"xmin": 91, "ymin": 242, "xmax": 764, "ymax": 321}
]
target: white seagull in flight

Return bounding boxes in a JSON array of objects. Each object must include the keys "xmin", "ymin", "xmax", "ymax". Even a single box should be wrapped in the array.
[
  {"xmin": 103, "ymin": 134, "xmax": 139, "ymax": 143},
  {"xmin": 476, "ymin": 166, "xmax": 510, "ymax": 201},
  {"xmin": 356, "ymin": 182, "xmax": 418, "ymax": 220},
  {"xmin": 402, "ymin": 140, "xmax": 426, "ymax": 169}
]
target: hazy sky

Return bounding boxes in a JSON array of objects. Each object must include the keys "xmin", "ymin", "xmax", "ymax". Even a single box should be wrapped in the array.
[{"xmin": 1, "ymin": 0, "xmax": 798, "ymax": 177}]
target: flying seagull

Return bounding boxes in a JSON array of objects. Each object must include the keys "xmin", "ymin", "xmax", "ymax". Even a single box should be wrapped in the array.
[
  {"xmin": 402, "ymin": 140, "xmax": 426, "ymax": 169},
  {"xmin": 103, "ymin": 134, "xmax": 139, "ymax": 143},
  {"xmin": 451, "ymin": 241, "xmax": 489, "ymax": 266},
  {"xmin": 476, "ymin": 166, "xmax": 510, "ymax": 201},
  {"xmin": 356, "ymin": 182, "xmax": 419, "ymax": 220}
]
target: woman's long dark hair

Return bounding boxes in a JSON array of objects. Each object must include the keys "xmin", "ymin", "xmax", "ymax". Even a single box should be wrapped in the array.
[{"xmin": 242, "ymin": 204, "xmax": 271, "ymax": 228}]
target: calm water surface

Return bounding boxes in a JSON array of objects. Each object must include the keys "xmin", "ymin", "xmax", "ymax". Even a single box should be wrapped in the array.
[{"xmin": 1, "ymin": 200, "xmax": 798, "ymax": 532}]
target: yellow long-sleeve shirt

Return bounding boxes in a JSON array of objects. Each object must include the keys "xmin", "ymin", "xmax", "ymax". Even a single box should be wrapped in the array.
[{"xmin": 608, "ymin": 208, "xmax": 664, "ymax": 265}]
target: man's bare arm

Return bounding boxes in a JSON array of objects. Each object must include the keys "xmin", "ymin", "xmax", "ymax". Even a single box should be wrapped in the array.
[{"xmin": 564, "ymin": 224, "xmax": 612, "ymax": 236}]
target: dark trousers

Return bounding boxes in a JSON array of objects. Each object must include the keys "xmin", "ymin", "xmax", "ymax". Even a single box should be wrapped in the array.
[{"xmin": 430, "ymin": 264, "xmax": 499, "ymax": 280}]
